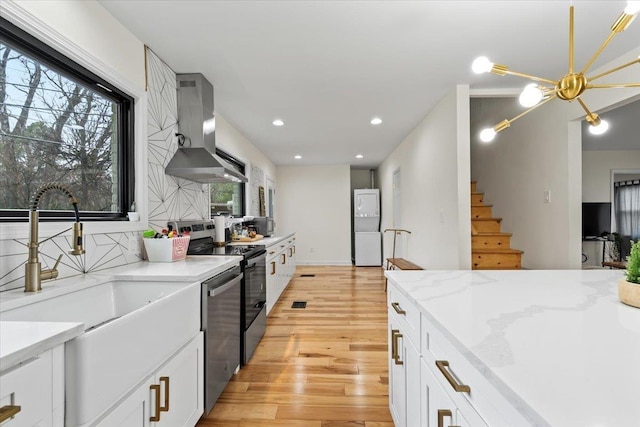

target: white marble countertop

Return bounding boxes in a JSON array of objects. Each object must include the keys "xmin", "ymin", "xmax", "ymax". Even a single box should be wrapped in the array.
[
  {"xmin": 0, "ymin": 321, "xmax": 84, "ymax": 372},
  {"xmin": 0, "ymin": 256, "xmax": 241, "ymax": 312},
  {"xmin": 386, "ymin": 269, "xmax": 640, "ymax": 427},
  {"xmin": 228, "ymin": 232, "xmax": 295, "ymax": 248}
]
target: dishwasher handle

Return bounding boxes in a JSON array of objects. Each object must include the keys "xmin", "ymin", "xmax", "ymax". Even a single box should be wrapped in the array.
[{"xmin": 208, "ymin": 274, "xmax": 242, "ymax": 297}]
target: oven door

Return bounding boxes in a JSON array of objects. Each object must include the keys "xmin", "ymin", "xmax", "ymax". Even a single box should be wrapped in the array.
[{"xmin": 243, "ymin": 249, "xmax": 267, "ymax": 328}]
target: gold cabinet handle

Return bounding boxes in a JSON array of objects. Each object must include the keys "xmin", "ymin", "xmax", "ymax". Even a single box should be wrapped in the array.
[
  {"xmin": 270, "ymin": 261, "xmax": 276, "ymax": 275},
  {"xmin": 390, "ymin": 328, "xmax": 398, "ymax": 361},
  {"xmin": 435, "ymin": 360, "xmax": 471, "ymax": 393},
  {"xmin": 391, "ymin": 329, "xmax": 403, "ymax": 365},
  {"xmin": 437, "ymin": 409, "xmax": 453, "ymax": 427},
  {"xmin": 150, "ymin": 384, "xmax": 161, "ymax": 421},
  {"xmin": 0, "ymin": 405, "xmax": 21, "ymax": 423},
  {"xmin": 391, "ymin": 302, "xmax": 406, "ymax": 315},
  {"xmin": 293, "ymin": 245, "xmax": 296, "ymax": 254},
  {"xmin": 281, "ymin": 253, "xmax": 286, "ymax": 264},
  {"xmin": 159, "ymin": 376, "xmax": 170, "ymax": 412},
  {"xmin": 269, "ymin": 250, "xmax": 275, "ymax": 255}
]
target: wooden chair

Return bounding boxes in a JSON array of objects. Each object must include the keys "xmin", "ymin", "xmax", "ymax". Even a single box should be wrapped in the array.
[{"xmin": 383, "ymin": 228, "xmax": 423, "ymax": 291}]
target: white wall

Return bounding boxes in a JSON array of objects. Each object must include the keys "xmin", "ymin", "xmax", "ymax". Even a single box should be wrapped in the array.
[
  {"xmin": 378, "ymin": 86, "xmax": 471, "ymax": 270},
  {"xmin": 583, "ymin": 151, "xmax": 640, "ymax": 202},
  {"xmin": 276, "ymin": 165, "xmax": 351, "ymax": 265},
  {"xmin": 215, "ymin": 114, "xmax": 277, "ymax": 217},
  {"xmin": 6, "ymin": 0, "xmax": 145, "ymax": 90}
]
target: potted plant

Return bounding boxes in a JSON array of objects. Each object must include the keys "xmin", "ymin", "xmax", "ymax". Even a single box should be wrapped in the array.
[{"xmin": 619, "ymin": 240, "xmax": 640, "ymax": 309}]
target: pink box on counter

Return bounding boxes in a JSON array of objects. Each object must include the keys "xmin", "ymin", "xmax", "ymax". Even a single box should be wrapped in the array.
[{"xmin": 143, "ymin": 236, "xmax": 190, "ymax": 262}]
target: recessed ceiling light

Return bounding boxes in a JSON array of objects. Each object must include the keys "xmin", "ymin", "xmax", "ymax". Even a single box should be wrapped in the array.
[
  {"xmin": 355, "ymin": 154, "xmax": 364, "ymax": 159},
  {"xmin": 370, "ymin": 117, "xmax": 382, "ymax": 125},
  {"xmin": 294, "ymin": 155, "xmax": 302, "ymax": 159},
  {"xmin": 273, "ymin": 119, "xmax": 284, "ymax": 126}
]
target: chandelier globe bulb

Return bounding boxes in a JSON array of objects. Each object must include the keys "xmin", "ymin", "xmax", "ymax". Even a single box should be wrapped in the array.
[
  {"xmin": 472, "ymin": 56, "xmax": 494, "ymax": 74},
  {"xmin": 479, "ymin": 128, "xmax": 497, "ymax": 143},
  {"xmin": 624, "ymin": 1, "xmax": 640, "ymax": 15},
  {"xmin": 519, "ymin": 84, "xmax": 544, "ymax": 108},
  {"xmin": 589, "ymin": 119, "xmax": 609, "ymax": 135}
]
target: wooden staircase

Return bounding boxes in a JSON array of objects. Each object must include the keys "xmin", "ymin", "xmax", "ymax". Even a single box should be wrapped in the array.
[{"xmin": 471, "ymin": 181, "xmax": 523, "ymax": 269}]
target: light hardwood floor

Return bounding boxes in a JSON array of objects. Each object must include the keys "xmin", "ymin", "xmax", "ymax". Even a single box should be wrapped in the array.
[{"xmin": 197, "ymin": 265, "xmax": 394, "ymax": 427}]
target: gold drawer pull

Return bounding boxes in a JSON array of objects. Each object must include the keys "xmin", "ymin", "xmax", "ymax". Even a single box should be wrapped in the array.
[
  {"xmin": 150, "ymin": 384, "xmax": 161, "ymax": 421},
  {"xmin": 0, "ymin": 405, "xmax": 21, "ymax": 422},
  {"xmin": 391, "ymin": 329, "xmax": 403, "ymax": 365},
  {"xmin": 390, "ymin": 329, "xmax": 398, "ymax": 361},
  {"xmin": 391, "ymin": 302, "xmax": 406, "ymax": 315},
  {"xmin": 435, "ymin": 360, "xmax": 471, "ymax": 393},
  {"xmin": 160, "ymin": 376, "xmax": 170, "ymax": 412},
  {"xmin": 270, "ymin": 261, "xmax": 276, "ymax": 275},
  {"xmin": 437, "ymin": 409, "xmax": 454, "ymax": 427},
  {"xmin": 281, "ymin": 253, "xmax": 286, "ymax": 264}
]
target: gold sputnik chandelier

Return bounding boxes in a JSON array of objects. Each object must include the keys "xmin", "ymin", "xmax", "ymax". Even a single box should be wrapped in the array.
[{"xmin": 473, "ymin": 1, "xmax": 640, "ymax": 142}]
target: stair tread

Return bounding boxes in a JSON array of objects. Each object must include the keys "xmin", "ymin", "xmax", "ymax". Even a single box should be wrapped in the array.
[
  {"xmin": 471, "ymin": 204, "xmax": 493, "ymax": 207},
  {"xmin": 473, "ymin": 266, "xmax": 522, "ymax": 270},
  {"xmin": 471, "ymin": 192, "xmax": 484, "ymax": 195},
  {"xmin": 473, "ymin": 248, "xmax": 524, "ymax": 254},
  {"xmin": 471, "ymin": 217, "xmax": 502, "ymax": 222},
  {"xmin": 473, "ymin": 232, "xmax": 512, "ymax": 237}
]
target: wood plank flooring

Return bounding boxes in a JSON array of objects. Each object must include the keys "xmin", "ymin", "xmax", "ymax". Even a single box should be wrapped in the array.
[{"xmin": 197, "ymin": 265, "xmax": 393, "ymax": 427}]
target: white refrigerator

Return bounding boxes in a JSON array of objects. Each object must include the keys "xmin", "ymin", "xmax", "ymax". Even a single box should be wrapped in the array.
[{"xmin": 354, "ymin": 189, "xmax": 381, "ymax": 266}]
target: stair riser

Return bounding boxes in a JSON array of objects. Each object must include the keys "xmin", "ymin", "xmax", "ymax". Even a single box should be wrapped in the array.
[
  {"xmin": 471, "ymin": 194, "xmax": 484, "ymax": 205},
  {"xmin": 471, "ymin": 206, "xmax": 493, "ymax": 219},
  {"xmin": 471, "ymin": 182, "xmax": 477, "ymax": 193},
  {"xmin": 472, "ymin": 253, "xmax": 522, "ymax": 269},
  {"xmin": 472, "ymin": 235, "xmax": 511, "ymax": 249},
  {"xmin": 472, "ymin": 220, "xmax": 501, "ymax": 232}
]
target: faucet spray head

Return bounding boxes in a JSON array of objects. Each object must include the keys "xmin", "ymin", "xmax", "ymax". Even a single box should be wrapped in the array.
[{"xmin": 70, "ymin": 221, "xmax": 85, "ymax": 255}]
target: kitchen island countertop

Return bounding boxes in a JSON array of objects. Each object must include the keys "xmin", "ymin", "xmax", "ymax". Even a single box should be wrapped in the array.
[{"xmin": 386, "ymin": 269, "xmax": 639, "ymax": 426}]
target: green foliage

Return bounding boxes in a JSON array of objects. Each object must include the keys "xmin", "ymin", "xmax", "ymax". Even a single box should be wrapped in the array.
[{"xmin": 626, "ymin": 241, "xmax": 640, "ymax": 284}]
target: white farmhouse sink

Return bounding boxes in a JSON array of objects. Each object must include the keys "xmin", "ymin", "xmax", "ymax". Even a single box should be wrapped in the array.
[{"xmin": 1, "ymin": 279, "xmax": 201, "ymax": 426}]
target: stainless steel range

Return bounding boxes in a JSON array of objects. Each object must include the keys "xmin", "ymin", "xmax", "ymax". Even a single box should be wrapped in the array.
[{"xmin": 169, "ymin": 220, "xmax": 267, "ymax": 366}]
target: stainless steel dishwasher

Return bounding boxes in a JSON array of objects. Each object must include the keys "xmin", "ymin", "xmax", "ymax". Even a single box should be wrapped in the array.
[{"xmin": 201, "ymin": 265, "xmax": 243, "ymax": 414}]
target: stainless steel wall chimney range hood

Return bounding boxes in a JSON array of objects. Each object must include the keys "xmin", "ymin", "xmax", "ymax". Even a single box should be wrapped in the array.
[{"xmin": 165, "ymin": 73, "xmax": 248, "ymax": 183}]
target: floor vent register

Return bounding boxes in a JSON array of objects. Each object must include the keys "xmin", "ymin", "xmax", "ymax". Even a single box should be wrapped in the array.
[
  {"xmin": 300, "ymin": 274, "xmax": 315, "ymax": 277},
  {"xmin": 291, "ymin": 301, "xmax": 307, "ymax": 309}
]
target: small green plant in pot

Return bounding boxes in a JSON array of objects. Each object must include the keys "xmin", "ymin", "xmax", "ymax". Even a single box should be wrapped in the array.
[{"xmin": 619, "ymin": 240, "xmax": 640, "ymax": 308}]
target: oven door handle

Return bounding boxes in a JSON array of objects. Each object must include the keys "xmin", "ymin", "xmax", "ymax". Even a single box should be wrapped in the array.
[{"xmin": 208, "ymin": 275, "xmax": 242, "ymax": 297}]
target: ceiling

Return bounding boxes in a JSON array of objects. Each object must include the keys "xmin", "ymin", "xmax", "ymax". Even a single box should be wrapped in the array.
[{"xmin": 98, "ymin": 0, "xmax": 640, "ymax": 167}]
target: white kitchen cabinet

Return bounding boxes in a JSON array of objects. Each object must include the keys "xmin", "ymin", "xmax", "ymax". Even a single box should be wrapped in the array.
[
  {"xmin": 265, "ymin": 234, "xmax": 296, "ymax": 315},
  {"xmin": 388, "ymin": 291, "xmax": 420, "ymax": 427},
  {"xmin": 97, "ymin": 332, "xmax": 203, "ymax": 427},
  {"xmin": 0, "ymin": 346, "xmax": 62, "ymax": 427}
]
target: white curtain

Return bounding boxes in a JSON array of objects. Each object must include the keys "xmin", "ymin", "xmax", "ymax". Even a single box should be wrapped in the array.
[{"xmin": 614, "ymin": 181, "xmax": 640, "ymax": 240}]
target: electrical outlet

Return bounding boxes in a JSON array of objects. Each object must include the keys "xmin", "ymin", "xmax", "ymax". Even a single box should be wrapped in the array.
[
  {"xmin": 544, "ymin": 190, "xmax": 551, "ymax": 203},
  {"xmin": 440, "ymin": 211, "xmax": 445, "ymax": 223},
  {"xmin": 127, "ymin": 235, "xmax": 139, "ymax": 255}
]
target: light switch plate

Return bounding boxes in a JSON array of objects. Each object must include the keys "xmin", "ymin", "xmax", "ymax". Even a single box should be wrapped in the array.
[{"xmin": 544, "ymin": 190, "xmax": 551, "ymax": 203}]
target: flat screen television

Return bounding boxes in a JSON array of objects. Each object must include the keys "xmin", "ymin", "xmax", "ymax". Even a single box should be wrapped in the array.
[{"xmin": 582, "ymin": 202, "xmax": 611, "ymax": 238}]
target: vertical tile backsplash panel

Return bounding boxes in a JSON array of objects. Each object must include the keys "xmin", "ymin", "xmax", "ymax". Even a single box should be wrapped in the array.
[
  {"xmin": 0, "ymin": 49, "xmax": 207, "ymax": 292},
  {"xmin": 146, "ymin": 47, "xmax": 209, "ymax": 229}
]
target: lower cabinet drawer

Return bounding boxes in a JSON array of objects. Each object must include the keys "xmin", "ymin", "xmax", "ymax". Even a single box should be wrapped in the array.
[
  {"xmin": 388, "ymin": 284, "xmax": 421, "ymax": 348},
  {"xmin": 0, "ymin": 351, "xmax": 53, "ymax": 427},
  {"xmin": 421, "ymin": 358, "xmax": 487, "ymax": 427},
  {"xmin": 422, "ymin": 313, "xmax": 532, "ymax": 427}
]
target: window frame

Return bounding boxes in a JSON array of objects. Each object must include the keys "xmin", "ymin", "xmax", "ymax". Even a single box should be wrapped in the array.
[
  {"xmin": 0, "ymin": 16, "xmax": 135, "ymax": 222},
  {"xmin": 212, "ymin": 148, "xmax": 246, "ymax": 217}
]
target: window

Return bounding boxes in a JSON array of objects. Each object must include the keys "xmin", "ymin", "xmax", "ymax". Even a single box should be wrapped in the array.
[
  {"xmin": 614, "ymin": 180, "xmax": 640, "ymax": 240},
  {"xmin": 0, "ymin": 17, "xmax": 134, "ymax": 221},
  {"xmin": 210, "ymin": 149, "xmax": 245, "ymax": 217}
]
